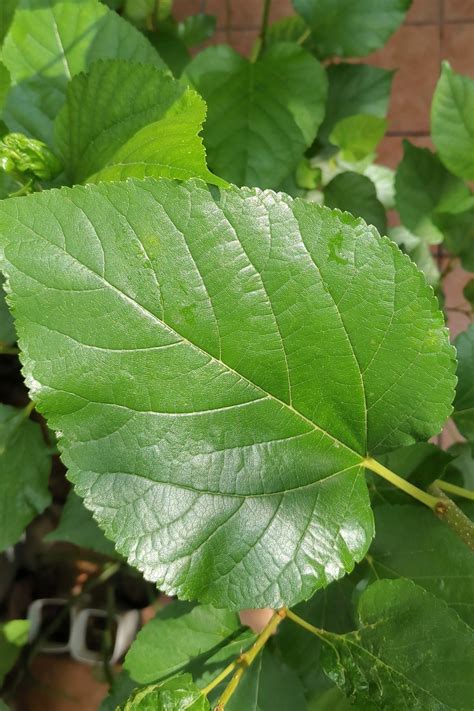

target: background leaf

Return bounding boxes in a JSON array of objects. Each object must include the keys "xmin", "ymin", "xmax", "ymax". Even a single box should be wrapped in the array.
[
  {"xmin": 321, "ymin": 579, "xmax": 474, "ymax": 709},
  {"xmin": 276, "ymin": 579, "xmax": 356, "ymax": 700},
  {"xmin": 224, "ymin": 650, "xmax": 306, "ymax": 711},
  {"xmin": 2, "ymin": 0, "xmax": 165, "ymax": 144},
  {"xmin": 369, "ymin": 504, "xmax": 474, "ymax": 626},
  {"xmin": 0, "ymin": 273, "xmax": 16, "ymax": 346},
  {"xmin": 185, "ymin": 43, "xmax": 327, "ymax": 188},
  {"xmin": 177, "ymin": 14, "xmax": 215, "ymax": 48},
  {"xmin": 367, "ymin": 442, "xmax": 453, "ymax": 504},
  {"xmin": 324, "ymin": 172, "xmax": 387, "ymax": 234},
  {"xmin": 125, "ymin": 603, "xmax": 241, "ymax": 685},
  {"xmin": 0, "ymin": 619, "xmax": 30, "ymax": 686},
  {"xmin": 0, "ymin": 0, "xmax": 17, "ymax": 45},
  {"xmin": 0, "ymin": 403, "xmax": 51, "ymax": 551},
  {"xmin": 436, "ymin": 207, "xmax": 474, "ymax": 272},
  {"xmin": 45, "ymin": 489, "xmax": 118, "ymax": 556},
  {"xmin": 395, "ymin": 141, "xmax": 473, "ymax": 244},
  {"xmin": 122, "ymin": 674, "xmax": 209, "ymax": 711},
  {"xmin": 292, "ymin": 0, "xmax": 411, "ymax": 58},
  {"xmin": 453, "ymin": 324, "xmax": 474, "ymax": 441},
  {"xmin": 55, "ymin": 60, "xmax": 225, "ymax": 186},
  {"xmin": 0, "ymin": 179, "xmax": 455, "ymax": 608},
  {"xmin": 432, "ymin": 62, "xmax": 474, "ymax": 181},
  {"xmin": 316, "ymin": 63, "xmax": 393, "ymax": 152},
  {"xmin": 329, "ymin": 114, "xmax": 387, "ymax": 162}
]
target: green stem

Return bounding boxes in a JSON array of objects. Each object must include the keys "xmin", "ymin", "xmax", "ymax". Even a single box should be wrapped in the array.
[
  {"xmin": 200, "ymin": 661, "xmax": 238, "ymax": 698},
  {"xmin": 8, "ymin": 179, "xmax": 33, "ymax": 198},
  {"xmin": 297, "ymin": 27, "xmax": 311, "ymax": 45},
  {"xmin": 213, "ymin": 609, "xmax": 285, "ymax": 709},
  {"xmin": 23, "ymin": 401, "xmax": 35, "ymax": 418},
  {"xmin": 250, "ymin": 0, "xmax": 272, "ymax": 62},
  {"xmin": 434, "ymin": 479, "xmax": 474, "ymax": 501},
  {"xmin": 285, "ymin": 609, "xmax": 325, "ymax": 640},
  {"xmin": 364, "ymin": 457, "xmax": 441, "ymax": 510},
  {"xmin": 428, "ymin": 484, "xmax": 474, "ymax": 552}
]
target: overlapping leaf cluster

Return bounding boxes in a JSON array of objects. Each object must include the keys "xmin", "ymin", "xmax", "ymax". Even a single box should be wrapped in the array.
[{"xmin": 0, "ymin": 1, "xmax": 472, "ymax": 710}]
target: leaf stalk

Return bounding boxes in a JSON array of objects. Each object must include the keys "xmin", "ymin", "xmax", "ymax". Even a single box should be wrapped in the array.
[
  {"xmin": 433, "ymin": 479, "xmax": 474, "ymax": 501},
  {"xmin": 285, "ymin": 609, "xmax": 325, "ymax": 640},
  {"xmin": 363, "ymin": 457, "xmax": 441, "ymax": 509},
  {"xmin": 212, "ymin": 608, "xmax": 286, "ymax": 709},
  {"xmin": 250, "ymin": 0, "xmax": 272, "ymax": 62}
]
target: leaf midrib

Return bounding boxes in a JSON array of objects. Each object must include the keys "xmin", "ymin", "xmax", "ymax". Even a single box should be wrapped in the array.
[{"xmin": 8, "ymin": 201, "xmax": 364, "ymax": 464}]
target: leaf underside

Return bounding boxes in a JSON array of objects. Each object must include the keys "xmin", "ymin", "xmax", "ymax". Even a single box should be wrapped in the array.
[{"xmin": 0, "ymin": 178, "xmax": 455, "ymax": 608}]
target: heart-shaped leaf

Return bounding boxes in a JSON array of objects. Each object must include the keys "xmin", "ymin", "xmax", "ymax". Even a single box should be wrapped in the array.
[
  {"xmin": 185, "ymin": 44, "xmax": 327, "ymax": 188},
  {"xmin": 0, "ymin": 179, "xmax": 455, "ymax": 608}
]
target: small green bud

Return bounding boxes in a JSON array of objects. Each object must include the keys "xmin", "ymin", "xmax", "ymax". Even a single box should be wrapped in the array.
[{"xmin": 0, "ymin": 132, "xmax": 62, "ymax": 181}]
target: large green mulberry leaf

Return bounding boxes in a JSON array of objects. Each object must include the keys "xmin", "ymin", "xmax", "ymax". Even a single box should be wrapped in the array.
[
  {"xmin": 2, "ymin": 0, "xmax": 165, "ymax": 144},
  {"xmin": 185, "ymin": 43, "xmax": 327, "ymax": 189},
  {"xmin": 55, "ymin": 60, "xmax": 225, "ymax": 187},
  {"xmin": 0, "ymin": 179, "xmax": 455, "ymax": 608}
]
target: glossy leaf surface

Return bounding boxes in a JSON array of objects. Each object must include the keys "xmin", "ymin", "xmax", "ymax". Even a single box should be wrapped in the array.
[{"xmin": 0, "ymin": 179, "xmax": 455, "ymax": 608}]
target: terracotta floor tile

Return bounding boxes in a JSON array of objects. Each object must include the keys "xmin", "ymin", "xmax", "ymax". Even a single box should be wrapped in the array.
[
  {"xmin": 367, "ymin": 25, "xmax": 440, "ymax": 132},
  {"xmin": 173, "ymin": 0, "xmax": 203, "ymax": 21},
  {"xmin": 445, "ymin": 0, "xmax": 474, "ymax": 19},
  {"xmin": 442, "ymin": 24, "xmax": 474, "ymax": 73},
  {"xmin": 406, "ymin": 0, "xmax": 441, "ymax": 23},
  {"xmin": 228, "ymin": 29, "xmax": 257, "ymax": 55},
  {"xmin": 205, "ymin": 0, "xmax": 293, "ymax": 29}
]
